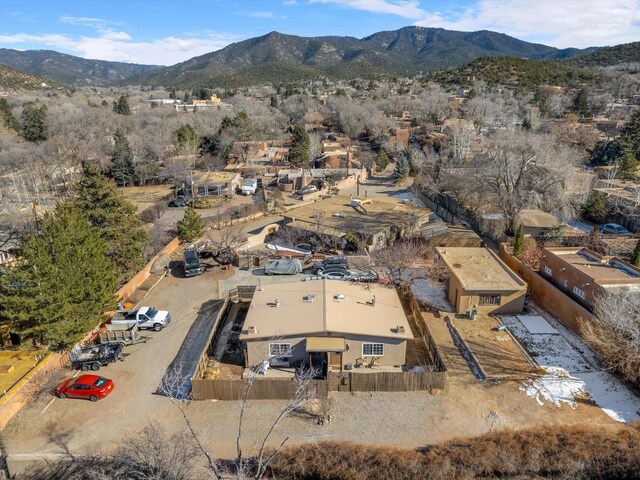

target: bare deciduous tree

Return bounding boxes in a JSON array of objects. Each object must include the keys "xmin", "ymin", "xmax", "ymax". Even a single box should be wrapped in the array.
[{"xmin": 584, "ymin": 292, "xmax": 640, "ymax": 383}]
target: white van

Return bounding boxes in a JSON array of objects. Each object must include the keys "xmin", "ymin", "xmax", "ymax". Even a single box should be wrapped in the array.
[{"xmin": 241, "ymin": 178, "xmax": 258, "ymax": 195}]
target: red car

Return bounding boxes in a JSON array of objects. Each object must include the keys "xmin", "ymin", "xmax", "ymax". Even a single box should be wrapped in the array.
[{"xmin": 56, "ymin": 374, "xmax": 114, "ymax": 401}]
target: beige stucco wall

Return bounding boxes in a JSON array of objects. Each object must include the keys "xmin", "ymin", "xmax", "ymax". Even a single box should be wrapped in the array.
[
  {"xmin": 245, "ymin": 333, "xmax": 407, "ymax": 369},
  {"xmin": 448, "ymin": 275, "xmax": 525, "ymax": 315}
]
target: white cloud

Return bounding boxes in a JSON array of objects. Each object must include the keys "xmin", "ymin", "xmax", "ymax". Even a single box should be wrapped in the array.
[
  {"xmin": 0, "ymin": 30, "xmax": 239, "ymax": 65},
  {"xmin": 247, "ymin": 11, "xmax": 286, "ymax": 18},
  {"xmin": 413, "ymin": 0, "xmax": 640, "ymax": 48},
  {"xmin": 309, "ymin": 0, "xmax": 426, "ymax": 19},
  {"xmin": 59, "ymin": 15, "xmax": 123, "ymax": 29}
]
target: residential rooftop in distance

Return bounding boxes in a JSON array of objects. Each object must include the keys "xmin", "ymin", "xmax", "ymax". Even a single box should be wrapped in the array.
[
  {"xmin": 436, "ymin": 247, "xmax": 527, "ymax": 291},
  {"xmin": 542, "ymin": 247, "xmax": 640, "ymax": 284}
]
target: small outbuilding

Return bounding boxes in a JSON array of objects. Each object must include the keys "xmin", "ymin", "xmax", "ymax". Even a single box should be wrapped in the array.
[
  {"xmin": 516, "ymin": 210, "xmax": 561, "ymax": 237},
  {"xmin": 436, "ymin": 247, "xmax": 527, "ymax": 315}
]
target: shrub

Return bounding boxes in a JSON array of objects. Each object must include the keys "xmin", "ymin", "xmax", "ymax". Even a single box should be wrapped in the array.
[{"xmin": 268, "ymin": 426, "xmax": 640, "ymax": 480}]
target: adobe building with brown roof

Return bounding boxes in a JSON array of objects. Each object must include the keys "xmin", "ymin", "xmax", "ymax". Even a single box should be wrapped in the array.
[
  {"xmin": 436, "ymin": 247, "xmax": 527, "ymax": 315},
  {"xmin": 539, "ymin": 247, "xmax": 640, "ymax": 310}
]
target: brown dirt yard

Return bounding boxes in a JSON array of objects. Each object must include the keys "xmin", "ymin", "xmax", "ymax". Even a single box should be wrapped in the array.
[
  {"xmin": 2, "ymin": 265, "xmax": 626, "ymax": 475},
  {"xmin": 120, "ymin": 185, "xmax": 174, "ymax": 213}
]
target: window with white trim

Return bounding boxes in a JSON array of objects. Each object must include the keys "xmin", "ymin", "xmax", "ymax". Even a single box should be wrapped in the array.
[
  {"xmin": 362, "ymin": 343, "xmax": 384, "ymax": 356},
  {"xmin": 544, "ymin": 266, "xmax": 552, "ymax": 276},
  {"xmin": 572, "ymin": 286, "xmax": 586, "ymax": 300},
  {"xmin": 268, "ymin": 343, "xmax": 292, "ymax": 357}
]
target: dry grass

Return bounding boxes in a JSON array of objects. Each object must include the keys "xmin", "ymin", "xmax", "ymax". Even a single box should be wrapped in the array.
[{"xmin": 268, "ymin": 426, "xmax": 640, "ymax": 479}]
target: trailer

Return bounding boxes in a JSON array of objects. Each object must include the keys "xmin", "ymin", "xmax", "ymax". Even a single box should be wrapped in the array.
[
  {"xmin": 98, "ymin": 322, "xmax": 147, "ymax": 346},
  {"xmin": 70, "ymin": 343, "xmax": 124, "ymax": 371}
]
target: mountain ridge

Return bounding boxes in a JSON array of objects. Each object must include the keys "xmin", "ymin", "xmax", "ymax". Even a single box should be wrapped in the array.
[
  {"xmin": 122, "ymin": 26, "xmax": 593, "ymax": 88},
  {"xmin": 0, "ymin": 48, "xmax": 161, "ymax": 87}
]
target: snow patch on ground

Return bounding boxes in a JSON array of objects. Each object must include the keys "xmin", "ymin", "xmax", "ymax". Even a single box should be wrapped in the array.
[
  {"xmin": 565, "ymin": 219, "xmax": 594, "ymax": 232},
  {"xmin": 518, "ymin": 315, "xmax": 559, "ymax": 334},
  {"xmin": 410, "ymin": 278, "xmax": 453, "ymax": 312},
  {"xmin": 520, "ymin": 367, "xmax": 585, "ymax": 408},
  {"xmin": 503, "ymin": 314, "xmax": 640, "ymax": 423}
]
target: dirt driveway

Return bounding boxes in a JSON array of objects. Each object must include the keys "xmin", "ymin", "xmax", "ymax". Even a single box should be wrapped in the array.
[{"xmin": 3, "ymin": 262, "xmax": 227, "ymax": 458}]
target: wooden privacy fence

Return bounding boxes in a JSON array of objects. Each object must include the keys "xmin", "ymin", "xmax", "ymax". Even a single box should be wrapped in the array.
[
  {"xmin": 192, "ymin": 377, "xmax": 327, "ymax": 401},
  {"xmin": 401, "ymin": 287, "xmax": 448, "ymax": 373},
  {"xmin": 327, "ymin": 370, "xmax": 446, "ymax": 392},
  {"xmin": 191, "ymin": 369, "xmax": 444, "ymax": 400},
  {"xmin": 229, "ymin": 285, "xmax": 257, "ymax": 303}
]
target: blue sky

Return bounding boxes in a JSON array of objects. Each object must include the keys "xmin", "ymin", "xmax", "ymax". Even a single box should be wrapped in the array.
[{"xmin": 1, "ymin": 0, "xmax": 639, "ymax": 65}]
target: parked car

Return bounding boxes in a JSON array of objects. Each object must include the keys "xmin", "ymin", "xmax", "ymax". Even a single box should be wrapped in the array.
[
  {"xmin": 599, "ymin": 223, "xmax": 631, "ymax": 235},
  {"xmin": 111, "ymin": 306, "xmax": 172, "ymax": 331},
  {"xmin": 321, "ymin": 270, "xmax": 352, "ymax": 280},
  {"xmin": 317, "ymin": 265, "xmax": 349, "ymax": 275},
  {"xmin": 56, "ymin": 374, "xmax": 114, "ymax": 401},
  {"xmin": 265, "ymin": 258, "xmax": 303, "ymax": 275},
  {"xmin": 314, "ymin": 256, "xmax": 348, "ymax": 274},
  {"xmin": 169, "ymin": 195, "xmax": 189, "ymax": 207},
  {"xmin": 242, "ymin": 179, "xmax": 258, "ymax": 196},
  {"xmin": 300, "ymin": 184, "xmax": 318, "ymax": 194},
  {"xmin": 183, "ymin": 249, "xmax": 203, "ymax": 277}
]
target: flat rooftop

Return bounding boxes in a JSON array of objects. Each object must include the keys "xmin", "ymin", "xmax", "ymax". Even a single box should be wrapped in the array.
[
  {"xmin": 544, "ymin": 248, "xmax": 640, "ymax": 282},
  {"xmin": 193, "ymin": 171, "xmax": 238, "ymax": 183},
  {"xmin": 436, "ymin": 247, "xmax": 526, "ymax": 291},
  {"xmin": 239, "ymin": 279, "xmax": 413, "ymax": 341},
  {"xmin": 517, "ymin": 209, "xmax": 560, "ymax": 229},
  {"xmin": 285, "ymin": 195, "xmax": 429, "ymax": 236}
]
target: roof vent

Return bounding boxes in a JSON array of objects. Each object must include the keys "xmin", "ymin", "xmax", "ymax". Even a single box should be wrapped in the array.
[
  {"xmin": 334, "ymin": 294, "xmax": 345, "ymax": 302},
  {"xmin": 248, "ymin": 326, "xmax": 258, "ymax": 335},
  {"xmin": 303, "ymin": 294, "xmax": 316, "ymax": 302},
  {"xmin": 397, "ymin": 326, "xmax": 405, "ymax": 334}
]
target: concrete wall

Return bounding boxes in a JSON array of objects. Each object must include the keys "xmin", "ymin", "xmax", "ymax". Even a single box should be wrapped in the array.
[
  {"xmin": 245, "ymin": 333, "xmax": 406, "ymax": 368},
  {"xmin": 116, "ymin": 236, "xmax": 181, "ymax": 301},
  {"xmin": 0, "ymin": 352, "xmax": 66, "ymax": 430},
  {"xmin": 499, "ymin": 244, "xmax": 595, "ymax": 338}
]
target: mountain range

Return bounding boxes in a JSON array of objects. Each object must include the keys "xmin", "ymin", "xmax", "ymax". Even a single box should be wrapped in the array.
[
  {"xmin": 125, "ymin": 27, "xmax": 597, "ymax": 88},
  {"xmin": 0, "ymin": 26, "xmax": 637, "ymax": 90},
  {"xmin": 0, "ymin": 48, "xmax": 160, "ymax": 87}
]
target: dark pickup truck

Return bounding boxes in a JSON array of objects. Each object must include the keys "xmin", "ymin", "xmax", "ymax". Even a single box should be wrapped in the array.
[{"xmin": 70, "ymin": 343, "xmax": 124, "ymax": 371}]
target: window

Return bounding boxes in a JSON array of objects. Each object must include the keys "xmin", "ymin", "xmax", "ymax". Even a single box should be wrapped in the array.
[
  {"xmin": 362, "ymin": 343, "xmax": 384, "ymax": 356},
  {"xmin": 573, "ymin": 286, "xmax": 586, "ymax": 300},
  {"xmin": 478, "ymin": 295, "xmax": 501, "ymax": 306},
  {"xmin": 268, "ymin": 343, "xmax": 292, "ymax": 357},
  {"xmin": 563, "ymin": 280, "xmax": 568, "ymax": 287},
  {"xmin": 544, "ymin": 266, "xmax": 552, "ymax": 276}
]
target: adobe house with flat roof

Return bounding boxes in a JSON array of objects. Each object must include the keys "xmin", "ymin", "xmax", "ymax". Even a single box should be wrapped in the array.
[
  {"xmin": 539, "ymin": 247, "xmax": 640, "ymax": 310},
  {"xmin": 282, "ymin": 194, "xmax": 430, "ymax": 252},
  {"xmin": 239, "ymin": 280, "xmax": 413, "ymax": 373},
  {"xmin": 436, "ymin": 247, "xmax": 527, "ymax": 315},
  {"xmin": 516, "ymin": 209, "xmax": 561, "ymax": 237}
]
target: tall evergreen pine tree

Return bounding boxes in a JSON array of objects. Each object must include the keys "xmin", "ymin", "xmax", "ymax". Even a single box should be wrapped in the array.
[
  {"xmin": 177, "ymin": 208, "xmax": 204, "ymax": 243},
  {"xmin": 0, "ymin": 206, "xmax": 117, "ymax": 347},
  {"xmin": 288, "ymin": 126, "xmax": 311, "ymax": 167},
  {"xmin": 111, "ymin": 127, "xmax": 136, "ymax": 186},
  {"xmin": 69, "ymin": 164, "xmax": 149, "ymax": 283}
]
